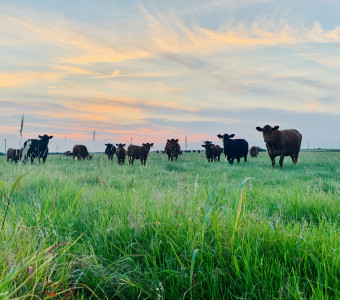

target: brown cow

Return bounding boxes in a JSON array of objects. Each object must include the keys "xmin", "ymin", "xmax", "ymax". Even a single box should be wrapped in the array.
[
  {"xmin": 165, "ymin": 139, "xmax": 180, "ymax": 161},
  {"xmin": 256, "ymin": 125, "xmax": 302, "ymax": 168},
  {"xmin": 7, "ymin": 148, "xmax": 22, "ymax": 163},
  {"xmin": 249, "ymin": 146, "xmax": 259, "ymax": 158},
  {"xmin": 201, "ymin": 141, "xmax": 222, "ymax": 162},
  {"xmin": 116, "ymin": 143, "xmax": 127, "ymax": 165},
  {"xmin": 72, "ymin": 145, "xmax": 92, "ymax": 161},
  {"xmin": 127, "ymin": 143, "xmax": 154, "ymax": 166}
]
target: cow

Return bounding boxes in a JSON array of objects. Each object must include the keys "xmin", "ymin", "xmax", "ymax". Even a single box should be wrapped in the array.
[
  {"xmin": 116, "ymin": 143, "xmax": 127, "ymax": 165},
  {"xmin": 105, "ymin": 143, "xmax": 116, "ymax": 160},
  {"xmin": 127, "ymin": 143, "xmax": 154, "ymax": 165},
  {"xmin": 72, "ymin": 144, "xmax": 92, "ymax": 161},
  {"xmin": 250, "ymin": 146, "xmax": 259, "ymax": 158},
  {"xmin": 217, "ymin": 133, "xmax": 248, "ymax": 164},
  {"xmin": 256, "ymin": 125, "xmax": 302, "ymax": 169},
  {"xmin": 21, "ymin": 134, "xmax": 53, "ymax": 164},
  {"xmin": 201, "ymin": 141, "xmax": 222, "ymax": 162},
  {"xmin": 165, "ymin": 139, "xmax": 181, "ymax": 161},
  {"xmin": 7, "ymin": 148, "xmax": 22, "ymax": 163}
]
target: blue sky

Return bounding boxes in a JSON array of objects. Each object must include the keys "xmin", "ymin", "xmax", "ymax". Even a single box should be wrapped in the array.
[{"xmin": 1, "ymin": 0, "xmax": 340, "ymax": 151}]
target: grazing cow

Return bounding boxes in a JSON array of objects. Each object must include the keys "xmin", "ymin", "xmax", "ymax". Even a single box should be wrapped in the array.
[
  {"xmin": 250, "ymin": 146, "xmax": 259, "ymax": 158},
  {"xmin": 256, "ymin": 125, "xmax": 302, "ymax": 169},
  {"xmin": 105, "ymin": 143, "xmax": 116, "ymax": 160},
  {"xmin": 165, "ymin": 139, "xmax": 181, "ymax": 161},
  {"xmin": 127, "ymin": 143, "xmax": 154, "ymax": 165},
  {"xmin": 217, "ymin": 133, "xmax": 248, "ymax": 164},
  {"xmin": 116, "ymin": 143, "xmax": 127, "ymax": 165},
  {"xmin": 21, "ymin": 134, "xmax": 53, "ymax": 164},
  {"xmin": 201, "ymin": 141, "xmax": 222, "ymax": 162},
  {"xmin": 72, "ymin": 144, "xmax": 92, "ymax": 161},
  {"xmin": 7, "ymin": 148, "xmax": 22, "ymax": 163}
]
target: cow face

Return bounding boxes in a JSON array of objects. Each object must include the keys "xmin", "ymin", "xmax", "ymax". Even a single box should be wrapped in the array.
[
  {"xmin": 39, "ymin": 134, "xmax": 53, "ymax": 143},
  {"xmin": 142, "ymin": 143, "xmax": 154, "ymax": 152},
  {"xmin": 105, "ymin": 143, "xmax": 114, "ymax": 154},
  {"xmin": 256, "ymin": 125, "xmax": 279, "ymax": 143},
  {"xmin": 116, "ymin": 143, "xmax": 126, "ymax": 148}
]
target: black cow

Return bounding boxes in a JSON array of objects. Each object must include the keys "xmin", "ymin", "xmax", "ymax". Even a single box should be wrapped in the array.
[
  {"xmin": 21, "ymin": 134, "xmax": 53, "ymax": 164},
  {"xmin": 105, "ymin": 143, "xmax": 116, "ymax": 160},
  {"xmin": 217, "ymin": 133, "xmax": 248, "ymax": 164}
]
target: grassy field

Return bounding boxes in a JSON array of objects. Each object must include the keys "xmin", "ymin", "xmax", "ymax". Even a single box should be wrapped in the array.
[{"xmin": 0, "ymin": 151, "xmax": 339, "ymax": 299}]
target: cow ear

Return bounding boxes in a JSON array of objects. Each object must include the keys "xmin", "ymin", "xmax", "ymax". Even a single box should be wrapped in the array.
[
  {"xmin": 105, "ymin": 144, "xmax": 108, "ymax": 146},
  {"xmin": 116, "ymin": 144, "xmax": 119, "ymax": 146},
  {"xmin": 201, "ymin": 145, "xmax": 205, "ymax": 147},
  {"xmin": 273, "ymin": 126, "xmax": 279, "ymax": 131},
  {"xmin": 175, "ymin": 139, "xmax": 179, "ymax": 142},
  {"xmin": 256, "ymin": 127, "xmax": 263, "ymax": 132},
  {"xmin": 39, "ymin": 135, "xmax": 42, "ymax": 138},
  {"xmin": 123, "ymin": 144, "xmax": 126, "ymax": 147},
  {"xmin": 230, "ymin": 134, "xmax": 235, "ymax": 138},
  {"xmin": 217, "ymin": 134, "xmax": 222, "ymax": 139},
  {"xmin": 142, "ymin": 143, "xmax": 146, "ymax": 146},
  {"xmin": 150, "ymin": 143, "xmax": 154, "ymax": 147},
  {"xmin": 49, "ymin": 136, "xmax": 53, "ymax": 139},
  {"xmin": 167, "ymin": 139, "xmax": 170, "ymax": 142}
]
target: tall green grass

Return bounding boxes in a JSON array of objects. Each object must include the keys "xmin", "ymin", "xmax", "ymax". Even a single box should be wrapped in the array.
[{"xmin": 0, "ymin": 151, "xmax": 339, "ymax": 298}]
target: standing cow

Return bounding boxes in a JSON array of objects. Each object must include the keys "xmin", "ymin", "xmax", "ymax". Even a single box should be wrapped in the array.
[
  {"xmin": 127, "ymin": 143, "xmax": 154, "ymax": 165},
  {"xmin": 72, "ymin": 144, "xmax": 92, "ymax": 161},
  {"xmin": 256, "ymin": 125, "xmax": 302, "ymax": 169},
  {"xmin": 105, "ymin": 143, "xmax": 116, "ymax": 160},
  {"xmin": 250, "ymin": 146, "xmax": 259, "ymax": 158},
  {"xmin": 116, "ymin": 143, "xmax": 127, "ymax": 165},
  {"xmin": 165, "ymin": 139, "xmax": 181, "ymax": 161},
  {"xmin": 21, "ymin": 134, "xmax": 53, "ymax": 164},
  {"xmin": 7, "ymin": 148, "xmax": 22, "ymax": 163},
  {"xmin": 217, "ymin": 133, "xmax": 248, "ymax": 164},
  {"xmin": 201, "ymin": 141, "xmax": 222, "ymax": 162}
]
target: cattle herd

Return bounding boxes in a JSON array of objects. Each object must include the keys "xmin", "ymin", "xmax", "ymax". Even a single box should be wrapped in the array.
[{"xmin": 5, "ymin": 125, "xmax": 302, "ymax": 169}]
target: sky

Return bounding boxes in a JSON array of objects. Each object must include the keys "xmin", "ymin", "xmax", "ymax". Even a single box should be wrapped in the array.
[{"xmin": 1, "ymin": 0, "xmax": 340, "ymax": 152}]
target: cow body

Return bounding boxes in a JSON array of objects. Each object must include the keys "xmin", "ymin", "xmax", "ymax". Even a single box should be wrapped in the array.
[
  {"xmin": 105, "ymin": 143, "xmax": 116, "ymax": 160},
  {"xmin": 250, "ymin": 146, "xmax": 259, "ymax": 158},
  {"xmin": 201, "ymin": 141, "xmax": 221, "ymax": 162},
  {"xmin": 256, "ymin": 125, "xmax": 302, "ymax": 169},
  {"xmin": 7, "ymin": 148, "xmax": 22, "ymax": 163},
  {"xmin": 128, "ymin": 143, "xmax": 154, "ymax": 165},
  {"xmin": 72, "ymin": 144, "xmax": 92, "ymax": 161},
  {"xmin": 116, "ymin": 143, "xmax": 127, "ymax": 165},
  {"xmin": 21, "ymin": 134, "xmax": 53, "ymax": 164},
  {"xmin": 165, "ymin": 139, "xmax": 180, "ymax": 161},
  {"xmin": 217, "ymin": 133, "xmax": 248, "ymax": 164}
]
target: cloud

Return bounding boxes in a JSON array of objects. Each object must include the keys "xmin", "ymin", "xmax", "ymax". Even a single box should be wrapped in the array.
[{"xmin": 0, "ymin": 71, "xmax": 60, "ymax": 88}]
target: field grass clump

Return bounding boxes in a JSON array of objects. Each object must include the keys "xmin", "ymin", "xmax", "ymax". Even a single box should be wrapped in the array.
[{"xmin": 0, "ymin": 151, "xmax": 339, "ymax": 299}]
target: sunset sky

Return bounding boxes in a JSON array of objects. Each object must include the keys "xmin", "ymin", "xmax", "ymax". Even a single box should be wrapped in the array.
[{"xmin": 1, "ymin": 0, "xmax": 340, "ymax": 152}]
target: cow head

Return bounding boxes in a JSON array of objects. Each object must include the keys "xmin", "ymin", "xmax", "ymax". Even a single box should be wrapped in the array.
[
  {"xmin": 116, "ymin": 143, "xmax": 126, "ymax": 148},
  {"xmin": 142, "ymin": 143, "xmax": 154, "ymax": 153},
  {"xmin": 39, "ymin": 134, "xmax": 53, "ymax": 143},
  {"xmin": 256, "ymin": 125, "xmax": 279, "ymax": 143},
  {"xmin": 105, "ymin": 143, "xmax": 116, "ymax": 154}
]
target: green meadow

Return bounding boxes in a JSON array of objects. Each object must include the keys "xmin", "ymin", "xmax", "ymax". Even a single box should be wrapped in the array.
[{"xmin": 0, "ymin": 151, "xmax": 339, "ymax": 299}]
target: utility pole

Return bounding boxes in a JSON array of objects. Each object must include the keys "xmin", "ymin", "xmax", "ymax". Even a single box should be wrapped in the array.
[{"xmin": 130, "ymin": 137, "xmax": 132, "ymax": 145}]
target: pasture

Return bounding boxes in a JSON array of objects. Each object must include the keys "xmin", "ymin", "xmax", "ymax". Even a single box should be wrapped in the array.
[{"xmin": 0, "ymin": 151, "xmax": 339, "ymax": 299}]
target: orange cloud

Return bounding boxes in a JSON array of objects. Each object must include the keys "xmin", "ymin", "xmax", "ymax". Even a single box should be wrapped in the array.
[{"xmin": 0, "ymin": 72, "xmax": 60, "ymax": 88}]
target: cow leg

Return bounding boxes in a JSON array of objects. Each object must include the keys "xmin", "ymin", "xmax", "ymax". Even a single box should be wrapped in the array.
[
  {"xmin": 31, "ymin": 155, "xmax": 34, "ymax": 164},
  {"xmin": 270, "ymin": 156, "xmax": 275, "ymax": 168},
  {"xmin": 237, "ymin": 157, "xmax": 240, "ymax": 163},
  {"xmin": 279, "ymin": 155, "xmax": 284, "ymax": 169},
  {"xmin": 218, "ymin": 155, "xmax": 220, "ymax": 162},
  {"xmin": 294, "ymin": 152, "xmax": 299, "ymax": 164},
  {"xmin": 244, "ymin": 155, "xmax": 247, "ymax": 163}
]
